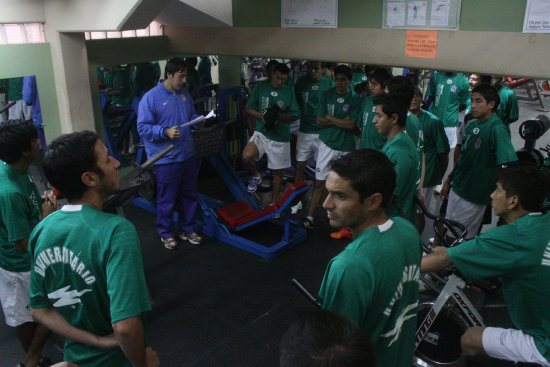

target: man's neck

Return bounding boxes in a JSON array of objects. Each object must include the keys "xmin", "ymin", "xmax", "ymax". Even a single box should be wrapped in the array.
[
  {"xmin": 351, "ymin": 210, "xmax": 388, "ymax": 237},
  {"xmin": 162, "ymin": 80, "xmax": 176, "ymax": 92},
  {"xmin": 336, "ymin": 88, "xmax": 349, "ymax": 95},
  {"xmin": 9, "ymin": 158, "xmax": 31, "ymax": 172},
  {"xmin": 477, "ymin": 111, "xmax": 493, "ymax": 123},
  {"xmin": 502, "ymin": 208, "xmax": 531, "ymax": 225},
  {"xmin": 386, "ymin": 127, "xmax": 405, "ymax": 141},
  {"xmin": 72, "ymin": 192, "xmax": 105, "ymax": 211}
]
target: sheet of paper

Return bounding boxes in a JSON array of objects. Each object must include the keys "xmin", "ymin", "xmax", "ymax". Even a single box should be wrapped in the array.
[
  {"xmin": 405, "ymin": 30, "xmax": 438, "ymax": 59},
  {"xmin": 523, "ymin": 0, "xmax": 550, "ymax": 33},
  {"xmin": 386, "ymin": 2, "xmax": 406, "ymax": 27},
  {"xmin": 407, "ymin": 1, "xmax": 427, "ymax": 26},
  {"xmin": 282, "ymin": 0, "xmax": 338, "ymax": 28},
  {"xmin": 430, "ymin": 0, "xmax": 451, "ymax": 26},
  {"xmin": 180, "ymin": 110, "xmax": 215, "ymax": 128}
]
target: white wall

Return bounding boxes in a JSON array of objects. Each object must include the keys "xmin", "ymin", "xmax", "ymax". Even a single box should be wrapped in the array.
[
  {"xmin": 0, "ymin": 0, "xmax": 45, "ymax": 23},
  {"xmin": 182, "ymin": 0, "xmax": 232, "ymax": 26}
]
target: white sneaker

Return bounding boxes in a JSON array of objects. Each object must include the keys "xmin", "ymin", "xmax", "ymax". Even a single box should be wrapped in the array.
[{"xmin": 290, "ymin": 201, "xmax": 303, "ymax": 215}]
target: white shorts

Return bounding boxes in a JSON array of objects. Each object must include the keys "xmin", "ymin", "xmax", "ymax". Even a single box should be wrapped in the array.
[
  {"xmin": 316, "ymin": 141, "xmax": 349, "ymax": 180},
  {"xmin": 444, "ymin": 127, "xmax": 457, "ymax": 149},
  {"xmin": 290, "ymin": 119, "xmax": 300, "ymax": 136},
  {"xmin": 0, "ymin": 267, "xmax": 33, "ymax": 327},
  {"xmin": 482, "ymin": 327, "xmax": 550, "ymax": 366},
  {"xmin": 423, "ymin": 186, "xmax": 435, "ymax": 208},
  {"xmin": 249, "ymin": 131, "xmax": 291, "ymax": 170},
  {"xmin": 296, "ymin": 131, "xmax": 320, "ymax": 162},
  {"xmin": 446, "ymin": 189, "xmax": 486, "ymax": 239}
]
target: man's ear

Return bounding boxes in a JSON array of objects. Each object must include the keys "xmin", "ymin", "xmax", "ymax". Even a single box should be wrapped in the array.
[
  {"xmin": 507, "ymin": 194, "xmax": 520, "ymax": 211},
  {"xmin": 364, "ymin": 192, "xmax": 383, "ymax": 211},
  {"xmin": 487, "ymin": 100, "xmax": 496, "ymax": 111},
  {"xmin": 391, "ymin": 113, "xmax": 399, "ymax": 125},
  {"xmin": 81, "ymin": 171, "xmax": 98, "ymax": 188}
]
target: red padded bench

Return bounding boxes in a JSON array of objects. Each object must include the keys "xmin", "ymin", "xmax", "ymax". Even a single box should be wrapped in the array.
[{"xmin": 217, "ymin": 180, "xmax": 307, "ymax": 229}]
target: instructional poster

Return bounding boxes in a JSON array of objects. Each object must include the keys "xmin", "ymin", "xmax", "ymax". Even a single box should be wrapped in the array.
[
  {"xmin": 523, "ymin": 0, "xmax": 550, "ymax": 33},
  {"xmin": 281, "ymin": 0, "xmax": 338, "ymax": 28},
  {"xmin": 383, "ymin": 0, "xmax": 461, "ymax": 30}
]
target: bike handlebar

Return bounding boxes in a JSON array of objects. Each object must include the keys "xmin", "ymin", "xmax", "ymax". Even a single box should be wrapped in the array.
[{"xmin": 416, "ymin": 196, "xmax": 468, "ymax": 247}]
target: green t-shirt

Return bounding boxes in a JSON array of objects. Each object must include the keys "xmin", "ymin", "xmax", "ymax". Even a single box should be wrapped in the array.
[
  {"xmin": 317, "ymin": 87, "xmax": 361, "ymax": 152},
  {"xmin": 382, "ymin": 131, "xmax": 420, "ymax": 224},
  {"xmin": 0, "ymin": 162, "xmax": 41, "ymax": 272},
  {"xmin": 351, "ymin": 72, "xmax": 367, "ymax": 92},
  {"xmin": 427, "ymin": 73, "xmax": 470, "ymax": 127},
  {"xmin": 8, "ymin": 77, "xmax": 24, "ymax": 101},
  {"xmin": 111, "ymin": 69, "xmax": 133, "ymax": 106},
  {"xmin": 29, "ymin": 205, "xmax": 151, "ymax": 367},
  {"xmin": 295, "ymin": 75, "xmax": 335, "ymax": 134},
  {"xmin": 185, "ymin": 68, "xmax": 201, "ymax": 95},
  {"xmin": 319, "ymin": 217, "xmax": 422, "ymax": 367},
  {"xmin": 245, "ymin": 80, "xmax": 300, "ymax": 142},
  {"xmin": 358, "ymin": 95, "xmax": 387, "ymax": 150},
  {"xmin": 447, "ymin": 212, "xmax": 550, "ymax": 363},
  {"xmin": 452, "ymin": 114, "xmax": 518, "ymax": 206},
  {"xmin": 497, "ymin": 86, "xmax": 519, "ymax": 135},
  {"xmin": 418, "ymin": 110, "xmax": 450, "ymax": 187},
  {"xmin": 406, "ymin": 113, "xmax": 424, "ymax": 162}
]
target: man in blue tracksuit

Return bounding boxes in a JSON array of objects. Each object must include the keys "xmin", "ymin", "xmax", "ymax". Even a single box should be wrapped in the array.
[{"xmin": 137, "ymin": 57, "xmax": 202, "ymax": 250}]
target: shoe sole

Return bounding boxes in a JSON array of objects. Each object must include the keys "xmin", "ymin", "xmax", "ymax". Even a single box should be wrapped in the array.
[{"xmin": 180, "ymin": 236, "xmax": 202, "ymax": 245}]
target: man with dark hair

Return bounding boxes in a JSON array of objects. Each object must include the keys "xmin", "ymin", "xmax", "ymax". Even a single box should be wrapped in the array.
[
  {"xmin": 291, "ymin": 61, "xmax": 335, "ymax": 214},
  {"xmin": 440, "ymin": 84, "xmax": 517, "ymax": 239},
  {"xmin": 29, "ymin": 131, "xmax": 159, "ymax": 367},
  {"xmin": 374, "ymin": 93, "xmax": 420, "ymax": 224},
  {"xmin": 491, "ymin": 76, "xmax": 519, "ymax": 135},
  {"xmin": 242, "ymin": 62, "xmax": 300, "ymax": 203},
  {"xmin": 318, "ymin": 149, "xmax": 421, "ymax": 367},
  {"xmin": 138, "ymin": 57, "xmax": 203, "ymax": 250},
  {"xmin": 358, "ymin": 68, "xmax": 392, "ymax": 150},
  {"xmin": 422, "ymin": 163, "xmax": 550, "ymax": 366},
  {"xmin": 410, "ymin": 87, "xmax": 449, "ymax": 229},
  {"xmin": 184, "ymin": 57, "xmax": 200, "ymax": 97},
  {"xmin": 0, "ymin": 119, "xmax": 56, "ymax": 367},
  {"xmin": 301, "ymin": 64, "xmax": 361, "ymax": 229},
  {"xmin": 426, "ymin": 71, "xmax": 470, "ymax": 149},
  {"xmin": 280, "ymin": 309, "xmax": 376, "ymax": 367}
]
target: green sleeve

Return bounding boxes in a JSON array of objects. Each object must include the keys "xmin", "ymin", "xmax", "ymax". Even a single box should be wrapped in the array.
[
  {"xmin": 316, "ymin": 91, "xmax": 328, "ymax": 118},
  {"xmin": 427, "ymin": 74, "xmax": 436, "ymax": 98},
  {"xmin": 106, "ymin": 221, "xmax": 151, "ymax": 323},
  {"xmin": 1, "ymin": 191, "xmax": 32, "ymax": 242},
  {"xmin": 459, "ymin": 78, "xmax": 470, "ymax": 105},
  {"xmin": 432, "ymin": 117, "xmax": 450, "ymax": 153},
  {"xmin": 285, "ymin": 89, "xmax": 301, "ymax": 119},
  {"xmin": 29, "ymin": 228, "xmax": 50, "ymax": 308},
  {"xmin": 318, "ymin": 256, "xmax": 374, "ymax": 326},
  {"xmin": 387, "ymin": 149, "xmax": 410, "ymax": 200},
  {"xmin": 348, "ymin": 94, "xmax": 362, "ymax": 124},
  {"xmin": 447, "ymin": 225, "xmax": 520, "ymax": 280},
  {"xmin": 505, "ymin": 90, "xmax": 519, "ymax": 122},
  {"xmin": 245, "ymin": 84, "xmax": 260, "ymax": 111},
  {"xmin": 492, "ymin": 125, "xmax": 518, "ymax": 164}
]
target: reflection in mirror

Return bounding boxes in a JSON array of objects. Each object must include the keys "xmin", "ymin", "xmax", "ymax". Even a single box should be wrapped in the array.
[{"xmin": 0, "ymin": 75, "xmax": 45, "ymax": 150}]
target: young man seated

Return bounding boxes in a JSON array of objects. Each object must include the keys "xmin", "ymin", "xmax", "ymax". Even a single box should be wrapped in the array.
[{"xmin": 422, "ymin": 163, "xmax": 550, "ymax": 366}]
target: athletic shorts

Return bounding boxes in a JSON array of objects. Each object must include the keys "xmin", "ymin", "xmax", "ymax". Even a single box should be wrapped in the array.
[
  {"xmin": 444, "ymin": 127, "xmax": 458, "ymax": 149},
  {"xmin": 249, "ymin": 131, "xmax": 290, "ymax": 170},
  {"xmin": 423, "ymin": 186, "xmax": 435, "ymax": 208},
  {"xmin": 0, "ymin": 268, "xmax": 33, "ymax": 327},
  {"xmin": 446, "ymin": 189, "xmax": 486, "ymax": 239},
  {"xmin": 482, "ymin": 327, "xmax": 550, "ymax": 366},
  {"xmin": 316, "ymin": 141, "xmax": 349, "ymax": 180},
  {"xmin": 290, "ymin": 119, "xmax": 300, "ymax": 136},
  {"xmin": 296, "ymin": 131, "xmax": 320, "ymax": 162}
]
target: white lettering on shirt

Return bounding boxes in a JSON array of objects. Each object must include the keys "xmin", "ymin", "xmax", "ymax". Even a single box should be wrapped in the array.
[
  {"xmin": 384, "ymin": 264, "xmax": 419, "ymax": 316},
  {"xmin": 34, "ymin": 246, "xmax": 96, "ymax": 285},
  {"xmin": 541, "ymin": 240, "xmax": 550, "ymax": 267}
]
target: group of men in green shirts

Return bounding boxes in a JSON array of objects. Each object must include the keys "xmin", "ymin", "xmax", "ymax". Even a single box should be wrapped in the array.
[{"xmin": 243, "ymin": 60, "xmax": 550, "ymax": 366}]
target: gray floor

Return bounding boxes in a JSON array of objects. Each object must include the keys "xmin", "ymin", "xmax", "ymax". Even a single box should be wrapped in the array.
[{"xmin": 1, "ymin": 90, "xmax": 549, "ymax": 366}]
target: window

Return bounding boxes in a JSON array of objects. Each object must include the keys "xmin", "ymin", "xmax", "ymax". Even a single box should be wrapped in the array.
[
  {"xmin": 85, "ymin": 21, "xmax": 163, "ymax": 40},
  {"xmin": 0, "ymin": 23, "xmax": 45, "ymax": 45}
]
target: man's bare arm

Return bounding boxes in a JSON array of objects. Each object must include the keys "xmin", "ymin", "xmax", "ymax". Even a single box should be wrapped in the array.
[
  {"xmin": 112, "ymin": 316, "xmax": 151, "ymax": 367},
  {"xmin": 31, "ymin": 307, "xmax": 117, "ymax": 348},
  {"xmin": 421, "ymin": 246, "xmax": 453, "ymax": 273}
]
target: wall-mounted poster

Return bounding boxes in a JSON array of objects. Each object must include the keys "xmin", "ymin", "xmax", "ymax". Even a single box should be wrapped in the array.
[
  {"xmin": 523, "ymin": 0, "xmax": 550, "ymax": 33},
  {"xmin": 282, "ymin": 0, "xmax": 338, "ymax": 28},
  {"xmin": 383, "ymin": 0, "xmax": 461, "ymax": 30}
]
